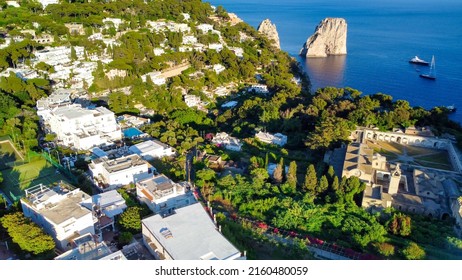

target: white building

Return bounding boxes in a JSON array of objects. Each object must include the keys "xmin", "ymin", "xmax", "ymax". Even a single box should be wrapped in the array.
[
  {"xmin": 37, "ymin": 0, "xmax": 58, "ymax": 8},
  {"xmin": 212, "ymin": 132, "xmax": 243, "ymax": 151},
  {"xmin": 255, "ymin": 131, "xmax": 287, "ymax": 147},
  {"xmin": 21, "ymin": 183, "xmax": 95, "ymax": 251},
  {"xmin": 6, "ymin": 1, "xmax": 20, "ymax": 7},
  {"xmin": 136, "ymin": 175, "xmax": 194, "ymax": 215},
  {"xmin": 229, "ymin": 47, "xmax": 244, "ymax": 58},
  {"xmin": 208, "ymin": 43, "xmax": 223, "ymax": 52},
  {"xmin": 43, "ymin": 104, "xmax": 121, "ymax": 150},
  {"xmin": 89, "ymin": 154, "xmax": 152, "ymax": 192},
  {"xmin": 36, "ymin": 89, "xmax": 72, "ymax": 122},
  {"xmin": 129, "ymin": 140, "xmax": 175, "ymax": 160},
  {"xmin": 184, "ymin": 94, "xmax": 202, "ymax": 108},
  {"xmin": 248, "ymin": 84, "xmax": 269, "ymax": 94},
  {"xmin": 213, "ymin": 64, "xmax": 226, "ymax": 74},
  {"xmin": 214, "ymin": 86, "xmax": 229, "ymax": 97},
  {"xmin": 34, "ymin": 46, "xmax": 84, "ymax": 66},
  {"xmin": 103, "ymin": 18, "xmax": 123, "ymax": 30},
  {"xmin": 196, "ymin": 24, "xmax": 214, "ymax": 33},
  {"xmin": 92, "ymin": 190, "xmax": 127, "ymax": 219},
  {"xmin": 141, "ymin": 71, "xmax": 166, "ymax": 86},
  {"xmin": 182, "ymin": 35, "xmax": 197, "ymax": 45},
  {"xmin": 153, "ymin": 48, "xmax": 165, "ymax": 56},
  {"xmin": 142, "ymin": 203, "xmax": 245, "ymax": 260},
  {"xmin": 55, "ymin": 233, "xmax": 118, "ymax": 260}
]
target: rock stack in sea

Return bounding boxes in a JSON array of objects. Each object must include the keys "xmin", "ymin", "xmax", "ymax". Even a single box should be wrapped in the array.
[
  {"xmin": 300, "ymin": 18, "xmax": 347, "ymax": 57},
  {"xmin": 257, "ymin": 18, "xmax": 280, "ymax": 50}
]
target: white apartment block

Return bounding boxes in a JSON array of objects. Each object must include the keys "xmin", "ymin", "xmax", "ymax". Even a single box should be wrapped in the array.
[
  {"xmin": 255, "ymin": 131, "xmax": 288, "ymax": 147},
  {"xmin": 136, "ymin": 174, "xmax": 194, "ymax": 215},
  {"xmin": 142, "ymin": 203, "xmax": 245, "ymax": 260},
  {"xmin": 89, "ymin": 154, "xmax": 152, "ymax": 192},
  {"xmin": 34, "ymin": 46, "xmax": 84, "ymax": 66},
  {"xmin": 43, "ymin": 104, "xmax": 121, "ymax": 150},
  {"xmin": 212, "ymin": 132, "xmax": 243, "ymax": 151},
  {"xmin": 21, "ymin": 183, "xmax": 95, "ymax": 251},
  {"xmin": 129, "ymin": 140, "xmax": 175, "ymax": 160}
]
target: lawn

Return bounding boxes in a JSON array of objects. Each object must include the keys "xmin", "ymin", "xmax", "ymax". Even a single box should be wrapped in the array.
[
  {"xmin": 0, "ymin": 140, "xmax": 23, "ymax": 169},
  {"xmin": 0, "ymin": 157, "xmax": 69, "ymax": 202}
]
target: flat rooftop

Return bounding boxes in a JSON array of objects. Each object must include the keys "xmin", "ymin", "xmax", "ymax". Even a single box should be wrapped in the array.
[
  {"xmin": 23, "ymin": 184, "xmax": 92, "ymax": 225},
  {"xmin": 142, "ymin": 203, "xmax": 241, "ymax": 260}
]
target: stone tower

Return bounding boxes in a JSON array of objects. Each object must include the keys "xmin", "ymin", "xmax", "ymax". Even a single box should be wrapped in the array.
[{"xmin": 388, "ymin": 164, "xmax": 401, "ymax": 194}]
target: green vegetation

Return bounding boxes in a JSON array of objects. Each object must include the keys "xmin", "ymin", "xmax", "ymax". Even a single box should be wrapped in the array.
[{"xmin": 0, "ymin": 212, "xmax": 55, "ymax": 257}]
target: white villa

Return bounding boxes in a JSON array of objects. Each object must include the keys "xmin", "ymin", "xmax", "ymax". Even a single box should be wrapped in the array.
[
  {"xmin": 129, "ymin": 140, "xmax": 175, "ymax": 160},
  {"xmin": 255, "ymin": 131, "xmax": 287, "ymax": 146},
  {"xmin": 136, "ymin": 174, "xmax": 194, "ymax": 215},
  {"xmin": 40, "ymin": 104, "xmax": 121, "ymax": 150},
  {"xmin": 92, "ymin": 190, "xmax": 127, "ymax": 219},
  {"xmin": 212, "ymin": 132, "xmax": 242, "ymax": 151},
  {"xmin": 21, "ymin": 183, "xmax": 95, "ymax": 251},
  {"xmin": 89, "ymin": 154, "xmax": 152, "ymax": 192}
]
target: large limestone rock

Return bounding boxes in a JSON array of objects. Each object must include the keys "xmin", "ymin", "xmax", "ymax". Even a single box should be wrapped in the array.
[
  {"xmin": 258, "ymin": 19, "xmax": 280, "ymax": 50},
  {"xmin": 300, "ymin": 18, "xmax": 347, "ymax": 57}
]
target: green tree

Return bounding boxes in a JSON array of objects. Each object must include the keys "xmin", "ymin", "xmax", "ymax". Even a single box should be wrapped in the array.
[
  {"xmin": 0, "ymin": 212, "xmax": 54, "ymax": 255},
  {"xmin": 387, "ymin": 213, "xmax": 412, "ymax": 236},
  {"xmin": 119, "ymin": 207, "xmax": 143, "ymax": 233},
  {"xmin": 304, "ymin": 164, "xmax": 317, "ymax": 194},
  {"xmin": 70, "ymin": 46, "xmax": 77, "ymax": 61},
  {"xmin": 286, "ymin": 161, "xmax": 297, "ymax": 191},
  {"xmin": 118, "ymin": 231, "xmax": 133, "ymax": 245},
  {"xmin": 374, "ymin": 242, "xmax": 395, "ymax": 257},
  {"xmin": 401, "ymin": 242, "xmax": 426, "ymax": 260},
  {"xmin": 317, "ymin": 175, "xmax": 329, "ymax": 194}
]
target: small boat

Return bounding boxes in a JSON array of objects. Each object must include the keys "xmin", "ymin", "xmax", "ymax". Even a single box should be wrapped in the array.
[
  {"xmin": 420, "ymin": 55, "xmax": 436, "ymax": 80},
  {"xmin": 409, "ymin": 56, "xmax": 430, "ymax": 66}
]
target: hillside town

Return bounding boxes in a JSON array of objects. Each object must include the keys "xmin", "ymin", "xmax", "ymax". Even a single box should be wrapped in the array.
[{"xmin": 1, "ymin": 0, "xmax": 462, "ymax": 261}]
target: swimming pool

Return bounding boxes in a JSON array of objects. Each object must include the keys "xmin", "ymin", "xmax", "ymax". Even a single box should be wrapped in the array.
[{"xmin": 123, "ymin": 127, "xmax": 144, "ymax": 138}]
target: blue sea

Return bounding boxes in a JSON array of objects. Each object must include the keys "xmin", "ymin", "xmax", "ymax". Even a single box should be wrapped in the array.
[{"xmin": 207, "ymin": 0, "xmax": 462, "ymax": 123}]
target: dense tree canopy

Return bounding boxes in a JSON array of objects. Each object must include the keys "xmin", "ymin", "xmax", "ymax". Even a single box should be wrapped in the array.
[{"xmin": 0, "ymin": 212, "xmax": 55, "ymax": 255}]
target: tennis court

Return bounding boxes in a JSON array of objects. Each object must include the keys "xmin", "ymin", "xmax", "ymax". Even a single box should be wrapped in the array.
[
  {"xmin": 0, "ymin": 140, "xmax": 24, "ymax": 169},
  {"xmin": 0, "ymin": 158, "xmax": 69, "ymax": 202}
]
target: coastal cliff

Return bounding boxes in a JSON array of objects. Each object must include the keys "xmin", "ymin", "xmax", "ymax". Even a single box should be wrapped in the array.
[
  {"xmin": 258, "ymin": 19, "xmax": 280, "ymax": 50},
  {"xmin": 300, "ymin": 18, "xmax": 347, "ymax": 57}
]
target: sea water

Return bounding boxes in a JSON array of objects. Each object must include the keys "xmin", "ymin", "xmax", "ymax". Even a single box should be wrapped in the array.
[{"xmin": 207, "ymin": 0, "xmax": 462, "ymax": 123}]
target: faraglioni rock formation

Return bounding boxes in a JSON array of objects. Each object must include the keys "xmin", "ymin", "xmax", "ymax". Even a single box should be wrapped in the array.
[
  {"xmin": 300, "ymin": 18, "xmax": 347, "ymax": 57},
  {"xmin": 257, "ymin": 19, "xmax": 280, "ymax": 50}
]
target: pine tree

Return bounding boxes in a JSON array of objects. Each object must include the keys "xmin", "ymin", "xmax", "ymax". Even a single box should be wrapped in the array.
[
  {"xmin": 304, "ymin": 164, "xmax": 317, "ymax": 193},
  {"xmin": 331, "ymin": 176, "xmax": 339, "ymax": 192},
  {"xmin": 70, "ymin": 46, "xmax": 77, "ymax": 61},
  {"xmin": 279, "ymin": 157, "xmax": 285, "ymax": 179},
  {"xmin": 287, "ymin": 160, "xmax": 297, "ymax": 190},
  {"xmin": 265, "ymin": 152, "xmax": 269, "ymax": 168},
  {"xmin": 327, "ymin": 165, "xmax": 336, "ymax": 183},
  {"xmin": 317, "ymin": 175, "xmax": 329, "ymax": 194}
]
